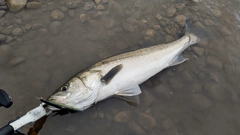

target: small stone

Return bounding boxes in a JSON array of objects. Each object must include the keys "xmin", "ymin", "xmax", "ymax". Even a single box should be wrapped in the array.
[
  {"xmin": 96, "ymin": 4, "xmax": 105, "ymax": 10},
  {"xmin": 5, "ymin": 36, "xmax": 13, "ymax": 43},
  {"xmin": 169, "ymin": 79, "xmax": 183, "ymax": 90},
  {"xmin": 204, "ymin": 82, "xmax": 225, "ymax": 101},
  {"xmin": 0, "ymin": 10, "xmax": 5, "ymax": 18},
  {"xmin": 128, "ymin": 121, "xmax": 146, "ymax": 135},
  {"xmin": 3, "ymin": 25, "xmax": 14, "ymax": 35},
  {"xmin": 84, "ymin": 2, "xmax": 94, "ymax": 11},
  {"xmin": 156, "ymin": 14, "xmax": 163, "ymax": 21},
  {"xmin": 174, "ymin": 15, "xmax": 187, "ymax": 27},
  {"xmin": 49, "ymin": 21, "xmax": 62, "ymax": 35},
  {"xmin": 60, "ymin": 6, "xmax": 68, "ymax": 13},
  {"xmin": 94, "ymin": 0, "xmax": 101, "ymax": 4},
  {"xmin": 9, "ymin": 56, "xmax": 26, "ymax": 66},
  {"xmin": 91, "ymin": 11, "xmax": 103, "ymax": 19},
  {"xmin": 211, "ymin": 9, "xmax": 222, "ymax": 17},
  {"xmin": 191, "ymin": 94, "xmax": 212, "ymax": 110},
  {"xmin": 102, "ymin": 0, "xmax": 109, "ymax": 4},
  {"xmin": 122, "ymin": 22, "xmax": 134, "ymax": 33},
  {"xmin": 26, "ymin": 2, "xmax": 41, "ymax": 9},
  {"xmin": 145, "ymin": 29, "xmax": 155, "ymax": 37},
  {"xmin": 79, "ymin": 14, "xmax": 86, "ymax": 23},
  {"xmin": 68, "ymin": 10, "xmax": 75, "ymax": 18},
  {"xmin": 104, "ymin": 18, "xmax": 115, "ymax": 29},
  {"xmin": 12, "ymin": 27, "xmax": 23, "ymax": 36},
  {"xmin": 0, "ymin": 34, "xmax": 7, "ymax": 42},
  {"xmin": 51, "ymin": 9, "xmax": 65, "ymax": 21},
  {"xmin": 204, "ymin": 19, "xmax": 214, "ymax": 26},
  {"xmin": 66, "ymin": 0, "xmax": 82, "ymax": 9},
  {"xmin": 0, "ymin": 5, "xmax": 8, "ymax": 10},
  {"xmin": 136, "ymin": 112, "xmax": 156, "ymax": 131},
  {"xmin": 32, "ymin": 23, "xmax": 42, "ymax": 30},
  {"xmin": 15, "ymin": 19, "xmax": 22, "ymax": 25},
  {"xmin": 207, "ymin": 56, "xmax": 223, "ymax": 69},
  {"xmin": 165, "ymin": 35, "xmax": 174, "ymax": 43},
  {"xmin": 88, "ymin": 20, "xmax": 98, "ymax": 27},
  {"xmin": 0, "ymin": 0, "xmax": 6, "ymax": 5},
  {"xmin": 167, "ymin": 7, "xmax": 176, "ymax": 17},
  {"xmin": 153, "ymin": 25, "xmax": 161, "ymax": 30},
  {"xmin": 39, "ymin": 28, "xmax": 48, "ymax": 34},
  {"xmin": 6, "ymin": 0, "xmax": 27, "ymax": 12},
  {"xmin": 182, "ymin": 71, "xmax": 193, "ymax": 83},
  {"xmin": 221, "ymin": 26, "xmax": 232, "ymax": 35},
  {"xmin": 114, "ymin": 111, "xmax": 131, "ymax": 123},
  {"xmin": 192, "ymin": 47, "xmax": 204, "ymax": 56},
  {"xmin": 109, "ymin": 0, "xmax": 124, "ymax": 17}
]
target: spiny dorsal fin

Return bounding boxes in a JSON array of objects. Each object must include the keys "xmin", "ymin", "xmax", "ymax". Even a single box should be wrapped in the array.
[
  {"xmin": 101, "ymin": 64, "xmax": 123, "ymax": 84},
  {"xmin": 115, "ymin": 95, "xmax": 140, "ymax": 106}
]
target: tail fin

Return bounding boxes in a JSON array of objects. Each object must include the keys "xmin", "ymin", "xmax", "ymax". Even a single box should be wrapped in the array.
[{"xmin": 184, "ymin": 18, "xmax": 208, "ymax": 44}]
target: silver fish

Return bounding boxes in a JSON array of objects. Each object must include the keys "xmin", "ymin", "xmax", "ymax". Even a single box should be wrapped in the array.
[{"xmin": 47, "ymin": 19, "xmax": 206, "ymax": 111}]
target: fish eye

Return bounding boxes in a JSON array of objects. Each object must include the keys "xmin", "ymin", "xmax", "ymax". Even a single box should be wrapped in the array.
[{"xmin": 61, "ymin": 85, "xmax": 68, "ymax": 91}]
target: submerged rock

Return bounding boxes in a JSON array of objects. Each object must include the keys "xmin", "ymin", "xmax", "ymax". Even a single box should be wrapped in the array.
[
  {"xmin": 12, "ymin": 27, "xmax": 23, "ymax": 36},
  {"xmin": 114, "ymin": 111, "xmax": 131, "ymax": 123},
  {"xmin": 50, "ymin": 9, "xmax": 65, "ymax": 21},
  {"xmin": 190, "ymin": 94, "xmax": 212, "ymax": 110},
  {"xmin": 167, "ymin": 7, "xmax": 176, "ymax": 17},
  {"xmin": 0, "ymin": 10, "xmax": 5, "ymax": 18},
  {"xmin": 49, "ymin": 21, "xmax": 62, "ymax": 35},
  {"xmin": 122, "ymin": 22, "xmax": 134, "ymax": 33},
  {"xmin": 66, "ymin": 0, "xmax": 83, "ymax": 9},
  {"xmin": 9, "ymin": 56, "xmax": 26, "ymax": 66},
  {"xmin": 6, "ymin": 0, "xmax": 27, "ymax": 12},
  {"xmin": 26, "ymin": 2, "xmax": 41, "ymax": 9}
]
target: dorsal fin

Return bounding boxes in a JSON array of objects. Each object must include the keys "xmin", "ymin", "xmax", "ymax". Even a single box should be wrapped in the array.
[{"xmin": 101, "ymin": 64, "xmax": 123, "ymax": 84}]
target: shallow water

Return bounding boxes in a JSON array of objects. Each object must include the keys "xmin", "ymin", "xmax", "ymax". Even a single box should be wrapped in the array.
[{"xmin": 0, "ymin": 0, "xmax": 240, "ymax": 135}]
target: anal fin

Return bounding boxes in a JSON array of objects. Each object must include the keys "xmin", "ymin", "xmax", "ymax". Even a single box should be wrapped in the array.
[{"xmin": 169, "ymin": 54, "xmax": 188, "ymax": 67}]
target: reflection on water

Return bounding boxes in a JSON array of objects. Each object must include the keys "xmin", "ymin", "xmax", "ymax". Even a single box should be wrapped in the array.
[{"xmin": 0, "ymin": 0, "xmax": 240, "ymax": 134}]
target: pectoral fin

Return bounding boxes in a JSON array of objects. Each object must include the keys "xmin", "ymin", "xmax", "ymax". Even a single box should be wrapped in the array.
[
  {"xmin": 115, "ymin": 95, "xmax": 140, "ymax": 106},
  {"xmin": 169, "ymin": 54, "xmax": 188, "ymax": 67},
  {"xmin": 101, "ymin": 64, "xmax": 123, "ymax": 84}
]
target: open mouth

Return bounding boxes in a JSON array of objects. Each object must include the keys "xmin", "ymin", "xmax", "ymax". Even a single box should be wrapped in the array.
[{"xmin": 39, "ymin": 97, "xmax": 79, "ymax": 112}]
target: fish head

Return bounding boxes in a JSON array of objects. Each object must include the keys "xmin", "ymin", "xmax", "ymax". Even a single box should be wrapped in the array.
[{"xmin": 48, "ymin": 71, "xmax": 102, "ymax": 111}]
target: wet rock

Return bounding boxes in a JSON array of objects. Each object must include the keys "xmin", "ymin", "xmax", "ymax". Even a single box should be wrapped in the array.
[
  {"xmin": 165, "ymin": 35, "xmax": 174, "ymax": 43},
  {"xmin": 136, "ymin": 112, "xmax": 156, "ymax": 131},
  {"xmin": 190, "ymin": 94, "xmax": 212, "ymax": 110},
  {"xmin": 94, "ymin": 0, "xmax": 101, "ymax": 4},
  {"xmin": 66, "ymin": 0, "xmax": 82, "ymax": 9},
  {"xmin": 175, "ymin": 4, "xmax": 185, "ymax": 10},
  {"xmin": 51, "ymin": 9, "xmax": 65, "ymax": 21},
  {"xmin": 164, "ymin": 25, "xmax": 177, "ymax": 36},
  {"xmin": 167, "ymin": 7, "xmax": 176, "ymax": 17},
  {"xmin": 0, "ymin": 34, "xmax": 6, "ymax": 42},
  {"xmin": 102, "ymin": 0, "xmax": 109, "ymax": 4},
  {"xmin": 204, "ymin": 19, "xmax": 214, "ymax": 26},
  {"xmin": 49, "ymin": 21, "xmax": 62, "ymax": 35},
  {"xmin": 91, "ymin": 11, "xmax": 103, "ymax": 19},
  {"xmin": 221, "ymin": 26, "xmax": 232, "ymax": 35},
  {"xmin": 174, "ymin": 15, "xmax": 187, "ymax": 27},
  {"xmin": 26, "ymin": 2, "xmax": 41, "ymax": 9},
  {"xmin": 0, "ymin": 5, "xmax": 8, "ymax": 10},
  {"xmin": 193, "ymin": 46, "xmax": 204, "ymax": 56},
  {"xmin": 145, "ymin": 29, "xmax": 155, "ymax": 37},
  {"xmin": 204, "ymin": 82, "xmax": 225, "ymax": 101},
  {"xmin": 122, "ymin": 22, "xmax": 134, "ymax": 33},
  {"xmin": 96, "ymin": 4, "xmax": 105, "ymax": 10},
  {"xmin": 6, "ymin": 0, "xmax": 27, "ymax": 12},
  {"xmin": 60, "ymin": 6, "xmax": 68, "ymax": 13},
  {"xmin": 5, "ymin": 36, "xmax": 13, "ymax": 43},
  {"xmin": 128, "ymin": 121, "xmax": 146, "ymax": 135},
  {"xmin": 153, "ymin": 25, "xmax": 161, "ymax": 30},
  {"xmin": 3, "ymin": 25, "xmax": 14, "ymax": 35},
  {"xmin": 0, "ymin": 0, "xmax": 6, "ymax": 5},
  {"xmin": 0, "ymin": 10, "xmax": 5, "ymax": 18},
  {"xmin": 12, "ymin": 27, "xmax": 23, "ymax": 36},
  {"xmin": 9, "ymin": 56, "xmax": 26, "ymax": 66},
  {"xmin": 162, "ymin": 119, "xmax": 174, "ymax": 130},
  {"xmin": 104, "ymin": 18, "xmax": 115, "ymax": 29},
  {"xmin": 39, "ymin": 28, "xmax": 48, "ymax": 34},
  {"xmin": 114, "ymin": 111, "xmax": 131, "ymax": 123},
  {"xmin": 155, "ymin": 14, "xmax": 163, "ymax": 21},
  {"xmin": 68, "ymin": 10, "xmax": 75, "ymax": 17},
  {"xmin": 109, "ymin": 0, "xmax": 124, "ymax": 17},
  {"xmin": 15, "ymin": 19, "xmax": 22, "ymax": 25},
  {"xmin": 211, "ymin": 9, "xmax": 222, "ymax": 17},
  {"xmin": 79, "ymin": 14, "xmax": 86, "ymax": 23},
  {"xmin": 84, "ymin": 2, "xmax": 94, "ymax": 11},
  {"xmin": 182, "ymin": 71, "xmax": 193, "ymax": 83},
  {"xmin": 207, "ymin": 56, "xmax": 223, "ymax": 69}
]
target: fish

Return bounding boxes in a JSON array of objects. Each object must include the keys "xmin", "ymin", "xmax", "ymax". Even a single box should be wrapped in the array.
[{"xmin": 47, "ymin": 19, "xmax": 207, "ymax": 111}]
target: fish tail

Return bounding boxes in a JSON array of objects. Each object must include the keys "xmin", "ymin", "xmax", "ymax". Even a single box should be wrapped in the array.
[{"xmin": 184, "ymin": 17, "xmax": 208, "ymax": 45}]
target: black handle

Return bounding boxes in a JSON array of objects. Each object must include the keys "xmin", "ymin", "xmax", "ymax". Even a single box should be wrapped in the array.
[
  {"xmin": 0, "ymin": 89, "xmax": 13, "ymax": 108},
  {"xmin": 0, "ymin": 125, "xmax": 14, "ymax": 135}
]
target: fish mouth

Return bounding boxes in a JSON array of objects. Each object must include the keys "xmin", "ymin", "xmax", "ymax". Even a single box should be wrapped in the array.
[{"xmin": 39, "ymin": 98, "xmax": 79, "ymax": 112}]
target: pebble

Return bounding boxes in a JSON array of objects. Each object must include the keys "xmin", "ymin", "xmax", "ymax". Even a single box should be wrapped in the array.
[
  {"xmin": 221, "ymin": 26, "xmax": 232, "ymax": 35},
  {"xmin": 136, "ymin": 112, "xmax": 156, "ymax": 132},
  {"xmin": 39, "ymin": 28, "xmax": 48, "ymax": 34},
  {"xmin": 79, "ymin": 14, "xmax": 86, "ymax": 23},
  {"xmin": 128, "ymin": 121, "xmax": 146, "ymax": 135},
  {"xmin": 9, "ymin": 56, "xmax": 26, "ymax": 66},
  {"xmin": 26, "ymin": 2, "xmax": 41, "ymax": 9},
  {"xmin": 84, "ymin": 2, "xmax": 94, "ymax": 11},
  {"xmin": 102, "ymin": 0, "xmax": 109, "ymax": 4},
  {"xmin": 6, "ymin": 0, "xmax": 27, "ymax": 12},
  {"xmin": 167, "ymin": 7, "xmax": 176, "ymax": 17},
  {"xmin": 15, "ymin": 19, "xmax": 22, "ymax": 25},
  {"xmin": 204, "ymin": 82, "xmax": 225, "ymax": 101},
  {"xmin": 0, "ymin": 33, "xmax": 6, "ymax": 42},
  {"xmin": 154, "ymin": 84, "xmax": 172, "ymax": 98},
  {"xmin": 109, "ymin": 0, "xmax": 124, "ymax": 17},
  {"xmin": 190, "ymin": 94, "xmax": 212, "ymax": 110},
  {"xmin": 66, "ymin": 0, "xmax": 83, "ymax": 9},
  {"xmin": 145, "ymin": 29, "xmax": 155, "ymax": 37},
  {"xmin": 2, "ymin": 25, "xmax": 14, "ymax": 35},
  {"xmin": 49, "ymin": 21, "xmax": 62, "ymax": 35},
  {"xmin": 206, "ymin": 56, "xmax": 223, "ymax": 69},
  {"xmin": 68, "ymin": 10, "xmax": 75, "ymax": 18},
  {"xmin": 169, "ymin": 78, "xmax": 183, "ymax": 90},
  {"xmin": 211, "ymin": 9, "xmax": 222, "ymax": 17},
  {"xmin": 153, "ymin": 25, "xmax": 160, "ymax": 30},
  {"xmin": 204, "ymin": 19, "xmax": 214, "ymax": 26},
  {"xmin": 96, "ymin": 4, "xmax": 105, "ymax": 10},
  {"xmin": 0, "ymin": 0, "xmax": 6, "ymax": 5},
  {"xmin": 51, "ymin": 9, "xmax": 65, "ymax": 21},
  {"xmin": 12, "ymin": 27, "xmax": 23, "ymax": 36},
  {"xmin": 192, "ymin": 46, "xmax": 204, "ymax": 56},
  {"xmin": 0, "ymin": 44, "xmax": 12, "ymax": 64},
  {"xmin": 94, "ymin": 0, "xmax": 101, "ymax": 4},
  {"xmin": 182, "ymin": 71, "xmax": 193, "ymax": 83},
  {"xmin": 122, "ymin": 22, "xmax": 134, "ymax": 33},
  {"xmin": 0, "ymin": 10, "xmax": 5, "ymax": 18},
  {"xmin": 155, "ymin": 14, "xmax": 163, "ymax": 21},
  {"xmin": 174, "ymin": 15, "xmax": 187, "ymax": 27},
  {"xmin": 114, "ymin": 111, "xmax": 131, "ymax": 123},
  {"xmin": 104, "ymin": 18, "xmax": 115, "ymax": 29},
  {"xmin": 0, "ymin": 5, "xmax": 8, "ymax": 10}
]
